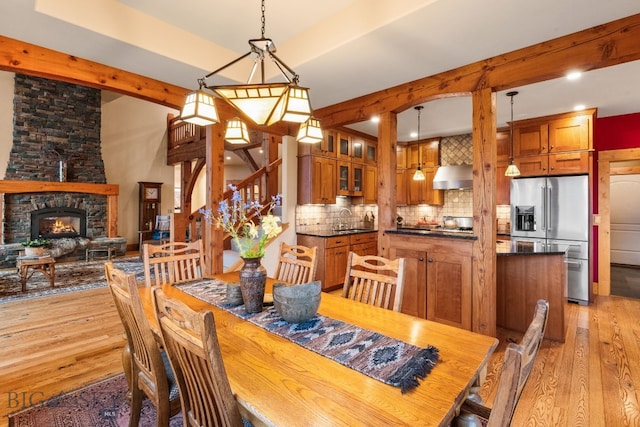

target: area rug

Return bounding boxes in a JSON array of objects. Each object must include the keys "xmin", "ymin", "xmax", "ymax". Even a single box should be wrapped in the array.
[
  {"xmin": 178, "ymin": 279, "xmax": 440, "ymax": 393},
  {"xmin": 0, "ymin": 256, "xmax": 145, "ymax": 303},
  {"xmin": 7, "ymin": 374, "xmax": 182, "ymax": 427}
]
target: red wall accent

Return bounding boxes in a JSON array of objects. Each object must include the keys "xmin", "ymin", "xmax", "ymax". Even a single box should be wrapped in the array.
[
  {"xmin": 595, "ymin": 112, "xmax": 640, "ymax": 151},
  {"xmin": 592, "ymin": 112, "xmax": 640, "ymax": 283}
]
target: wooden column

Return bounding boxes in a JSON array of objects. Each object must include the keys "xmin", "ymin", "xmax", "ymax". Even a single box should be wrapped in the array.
[
  {"xmin": 377, "ymin": 111, "xmax": 397, "ymax": 257},
  {"xmin": 471, "ymin": 88, "xmax": 497, "ymax": 337},
  {"xmin": 205, "ymin": 122, "xmax": 225, "ymax": 275}
]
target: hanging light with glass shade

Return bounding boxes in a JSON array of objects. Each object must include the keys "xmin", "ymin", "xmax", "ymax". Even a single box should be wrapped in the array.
[
  {"xmin": 505, "ymin": 91, "xmax": 521, "ymax": 177},
  {"xmin": 296, "ymin": 117, "xmax": 323, "ymax": 143},
  {"xmin": 413, "ymin": 106, "xmax": 426, "ymax": 181},
  {"xmin": 180, "ymin": 0, "xmax": 312, "ymax": 128},
  {"xmin": 224, "ymin": 117, "xmax": 251, "ymax": 144}
]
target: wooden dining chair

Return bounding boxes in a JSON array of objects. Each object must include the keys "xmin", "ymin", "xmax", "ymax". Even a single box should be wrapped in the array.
[
  {"xmin": 273, "ymin": 242, "xmax": 318, "ymax": 284},
  {"xmin": 104, "ymin": 262, "xmax": 181, "ymax": 427},
  {"xmin": 454, "ymin": 299, "xmax": 549, "ymax": 427},
  {"xmin": 143, "ymin": 239, "xmax": 204, "ymax": 287},
  {"xmin": 153, "ymin": 288, "xmax": 252, "ymax": 427},
  {"xmin": 341, "ymin": 252, "xmax": 406, "ymax": 312}
]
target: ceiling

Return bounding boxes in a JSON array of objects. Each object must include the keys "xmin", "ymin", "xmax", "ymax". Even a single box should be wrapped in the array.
[{"xmin": 1, "ymin": 0, "xmax": 640, "ymax": 144}]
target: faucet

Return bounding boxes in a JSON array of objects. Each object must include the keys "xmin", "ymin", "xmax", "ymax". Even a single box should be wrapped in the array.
[{"xmin": 338, "ymin": 208, "xmax": 352, "ymax": 230}]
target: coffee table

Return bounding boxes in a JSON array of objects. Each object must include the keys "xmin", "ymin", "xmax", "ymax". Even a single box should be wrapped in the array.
[{"xmin": 16, "ymin": 256, "xmax": 56, "ymax": 292}]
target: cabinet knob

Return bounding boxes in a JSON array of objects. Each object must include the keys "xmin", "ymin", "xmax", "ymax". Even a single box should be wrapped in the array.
[
  {"xmin": 418, "ymin": 257, "xmax": 424, "ymax": 262},
  {"xmin": 428, "ymin": 258, "xmax": 433, "ymax": 263}
]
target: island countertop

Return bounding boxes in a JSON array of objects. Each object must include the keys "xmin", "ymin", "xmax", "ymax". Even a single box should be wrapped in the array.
[
  {"xmin": 385, "ymin": 227, "xmax": 478, "ymax": 241},
  {"xmin": 497, "ymin": 240, "xmax": 569, "ymax": 256}
]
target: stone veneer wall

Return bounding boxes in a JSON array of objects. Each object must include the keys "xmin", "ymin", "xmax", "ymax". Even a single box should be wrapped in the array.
[{"xmin": 3, "ymin": 74, "xmax": 107, "ymax": 244}]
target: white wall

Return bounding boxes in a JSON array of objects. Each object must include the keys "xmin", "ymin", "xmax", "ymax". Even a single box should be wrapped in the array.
[{"xmin": 101, "ymin": 94, "xmax": 179, "ymax": 244}]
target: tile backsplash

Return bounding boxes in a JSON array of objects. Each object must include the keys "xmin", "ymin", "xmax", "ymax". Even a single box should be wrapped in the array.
[{"xmin": 296, "ymin": 133, "xmax": 512, "ymax": 230}]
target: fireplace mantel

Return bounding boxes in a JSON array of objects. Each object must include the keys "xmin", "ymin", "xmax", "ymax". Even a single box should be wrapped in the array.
[{"xmin": 0, "ymin": 180, "xmax": 119, "ymax": 238}]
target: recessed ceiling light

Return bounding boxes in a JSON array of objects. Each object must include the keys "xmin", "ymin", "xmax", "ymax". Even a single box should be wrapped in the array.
[
  {"xmin": 225, "ymin": 156, "xmax": 231, "ymax": 160},
  {"xmin": 410, "ymin": 131, "xmax": 418, "ymax": 138},
  {"xmin": 371, "ymin": 116, "xmax": 380, "ymax": 123},
  {"xmin": 573, "ymin": 104, "xmax": 586, "ymax": 111},
  {"xmin": 566, "ymin": 71, "xmax": 582, "ymax": 80}
]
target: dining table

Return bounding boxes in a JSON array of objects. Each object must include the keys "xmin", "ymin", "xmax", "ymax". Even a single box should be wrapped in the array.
[{"xmin": 139, "ymin": 272, "xmax": 498, "ymax": 427}]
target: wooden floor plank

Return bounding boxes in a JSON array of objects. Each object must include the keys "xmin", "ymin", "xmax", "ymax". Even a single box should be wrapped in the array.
[{"xmin": 2, "ymin": 277, "xmax": 640, "ymax": 426}]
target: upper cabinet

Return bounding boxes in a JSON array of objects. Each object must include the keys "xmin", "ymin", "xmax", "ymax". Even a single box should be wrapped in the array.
[
  {"xmin": 337, "ymin": 132, "xmax": 365, "ymax": 162},
  {"xmin": 513, "ymin": 109, "xmax": 595, "ymax": 177},
  {"xmin": 495, "ymin": 129, "xmax": 512, "ymax": 205},
  {"xmin": 299, "ymin": 129, "xmax": 337, "ymax": 157}
]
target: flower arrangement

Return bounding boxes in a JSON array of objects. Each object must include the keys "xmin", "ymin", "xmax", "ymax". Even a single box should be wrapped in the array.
[
  {"xmin": 200, "ymin": 185, "xmax": 282, "ymax": 258},
  {"xmin": 21, "ymin": 237, "xmax": 51, "ymax": 248}
]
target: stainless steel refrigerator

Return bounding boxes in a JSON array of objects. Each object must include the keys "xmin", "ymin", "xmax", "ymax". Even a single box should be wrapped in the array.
[{"xmin": 510, "ymin": 175, "xmax": 590, "ymax": 304}]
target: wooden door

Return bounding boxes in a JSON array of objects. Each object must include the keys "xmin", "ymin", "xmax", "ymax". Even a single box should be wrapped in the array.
[
  {"xmin": 513, "ymin": 123, "xmax": 549, "ymax": 156},
  {"xmin": 325, "ymin": 245, "xmax": 350, "ymax": 290},
  {"xmin": 548, "ymin": 115, "xmax": 590, "ymax": 152},
  {"xmin": 515, "ymin": 155, "xmax": 549, "ymax": 177},
  {"xmin": 396, "ymin": 169, "xmax": 408, "ymax": 205},
  {"xmin": 363, "ymin": 165, "xmax": 377, "ymax": 204},
  {"xmin": 423, "ymin": 167, "xmax": 444, "ymax": 206},
  {"xmin": 495, "ymin": 160, "xmax": 512, "ymax": 205},
  {"xmin": 392, "ymin": 247, "xmax": 427, "ymax": 318},
  {"xmin": 426, "ymin": 251, "xmax": 472, "ymax": 330},
  {"xmin": 313, "ymin": 157, "xmax": 337, "ymax": 203}
]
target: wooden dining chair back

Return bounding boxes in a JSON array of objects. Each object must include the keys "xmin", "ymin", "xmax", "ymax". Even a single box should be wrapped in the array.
[
  {"xmin": 104, "ymin": 262, "xmax": 180, "ymax": 427},
  {"xmin": 455, "ymin": 299, "xmax": 549, "ymax": 427},
  {"xmin": 143, "ymin": 240, "xmax": 204, "ymax": 287},
  {"xmin": 153, "ymin": 288, "xmax": 248, "ymax": 427},
  {"xmin": 341, "ymin": 252, "xmax": 406, "ymax": 312},
  {"xmin": 274, "ymin": 242, "xmax": 318, "ymax": 284}
]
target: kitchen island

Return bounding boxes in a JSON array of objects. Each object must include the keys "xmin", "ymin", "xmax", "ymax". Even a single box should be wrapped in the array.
[
  {"xmin": 497, "ymin": 240, "xmax": 569, "ymax": 342},
  {"xmin": 385, "ymin": 229, "xmax": 477, "ymax": 330}
]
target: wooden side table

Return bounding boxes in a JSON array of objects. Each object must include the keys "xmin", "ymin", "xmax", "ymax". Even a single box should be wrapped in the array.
[{"xmin": 16, "ymin": 256, "xmax": 56, "ymax": 292}]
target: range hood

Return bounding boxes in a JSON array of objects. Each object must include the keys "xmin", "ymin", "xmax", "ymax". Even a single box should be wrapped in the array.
[{"xmin": 432, "ymin": 164, "xmax": 473, "ymax": 190}]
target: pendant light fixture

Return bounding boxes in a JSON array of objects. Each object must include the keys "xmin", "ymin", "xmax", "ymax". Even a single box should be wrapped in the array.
[
  {"xmin": 180, "ymin": 0, "xmax": 312, "ymax": 127},
  {"xmin": 504, "ymin": 91, "xmax": 521, "ymax": 177},
  {"xmin": 296, "ymin": 117, "xmax": 324, "ymax": 143},
  {"xmin": 224, "ymin": 117, "xmax": 251, "ymax": 144},
  {"xmin": 413, "ymin": 106, "xmax": 426, "ymax": 181}
]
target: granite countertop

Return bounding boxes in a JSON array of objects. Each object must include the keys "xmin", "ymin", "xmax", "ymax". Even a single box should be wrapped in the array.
[
  {"xmin": 496, "ymin": 239, "xmax": 569, "ymax": 256},
  {"xmin": 296, "ymin": 228, "xmax": 378, "ymax": 238},
  {"xmin": 385, "ymin": 228, "xmax": 478, "ymax": 240}
]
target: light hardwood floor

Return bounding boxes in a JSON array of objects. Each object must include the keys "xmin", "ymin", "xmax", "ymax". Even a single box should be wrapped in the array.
[{"xmin": 1, "ymin": 286, "xmax": 639, "ymax": 426}]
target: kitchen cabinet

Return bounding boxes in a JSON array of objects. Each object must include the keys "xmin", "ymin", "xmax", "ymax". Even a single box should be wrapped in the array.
[
  {"xmin": 298, "ymin": 155, "xmax": 337, "ymax": 204},
  {"xmin": 407, "ymin": 166, "xmax": 443, "ymax": 205},
  {"xmin": 512, "ymin": 109, "xmax": 594, "ymax": 176},
  {"xmin": 388, "ymin": 233, "xmax": 473, "ymax": 330},
  {"xmin": 297, "ymin": 231, "xmax": 378, "ymax": 291},
  {"xmin": 362, "ymin": 165, "xmax": 378, "ymax": 204},
  {"xmin": 495, "ymin": 130, "xmax": 512, "ymax": 205},
  {"xmin": 299, "ymin": 129, "xmax": 336, "ymax": 157},
  {"xmin": 396, "ymin": 169, "xmax": 408, "ymax": 205},
  {"xmin": 408, "ymin": 139, "xmax": 440, "ymax": 168},
  {"xmin": 338, "ymin": 133, "xmax": 365, "ymax": 162},
  {"xmin": 337, "ymin": 161, "xmax": 364, "ymax": 197},
  {"xmin": 365, "ymin": 139, "xmax": 377, "ymax": 164},
  {"xmin": 426, "ymin": 251, "xmax": 472, "ymax": 330},
  {"xmin": 391, "ymin": 247, "xmax": 427, "ymax": 318},
  {"xmin": 396, "ymin": 145, "xmax": 408, "ymax": 168}
]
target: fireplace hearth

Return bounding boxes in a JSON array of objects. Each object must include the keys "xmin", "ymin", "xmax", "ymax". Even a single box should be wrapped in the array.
[{"xmin": 31, "ymin": 207, "xmax": 87, "ymax": 240}]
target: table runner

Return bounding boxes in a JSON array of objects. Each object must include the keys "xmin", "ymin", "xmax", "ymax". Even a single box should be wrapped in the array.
[{"xmin": 177, "ymin": 279, "xmax": 439, "ymax": 393}]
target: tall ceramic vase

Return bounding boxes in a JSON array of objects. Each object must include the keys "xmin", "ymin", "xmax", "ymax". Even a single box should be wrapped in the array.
[{"xmin": 239, "ymin": 256, "xmax": 267, "ymax": 313}]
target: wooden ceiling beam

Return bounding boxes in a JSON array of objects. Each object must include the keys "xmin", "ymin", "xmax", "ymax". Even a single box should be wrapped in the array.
[
  {"xmin": 315, "ymin": 13, "xmax": 640, "ymax": 128},
  {"xmin": 0, "ymin": 35, "xmax": 291, "ymax": 136}
]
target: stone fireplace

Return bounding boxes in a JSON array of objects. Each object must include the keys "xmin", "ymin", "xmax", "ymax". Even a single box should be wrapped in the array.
[
  {"xmin": 0, "ymin": 74, "xmax": 125, "ymax": 266},
  {"xmin": 31, "ymin": 207, "xmax": 87, "ymax": 240}
]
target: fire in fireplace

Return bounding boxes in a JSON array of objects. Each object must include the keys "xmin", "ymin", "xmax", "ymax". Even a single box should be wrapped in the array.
[{"xmin": 31, "ymin": 207, "xmax": 87, "ymax": 239}]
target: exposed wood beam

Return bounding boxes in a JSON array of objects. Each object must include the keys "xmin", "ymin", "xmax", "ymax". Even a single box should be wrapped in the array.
[
  {"xmin": 0, "ymin": 35, "xmax": 291, "ymax": 135},
  {"xmin": 315, "ymin": 13, "xmax": 640, "ymax": 128}
]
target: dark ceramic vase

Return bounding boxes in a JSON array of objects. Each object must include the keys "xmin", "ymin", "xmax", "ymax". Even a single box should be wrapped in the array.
[{"xmin": 239, "ymin": 256, "xmax": 267, "ymax": 313}]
